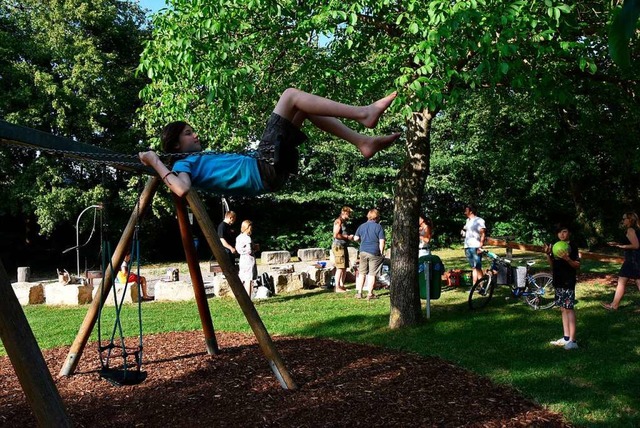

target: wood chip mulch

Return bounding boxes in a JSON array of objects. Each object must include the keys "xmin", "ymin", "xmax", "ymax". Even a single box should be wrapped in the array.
[{"xmin": 1, "ymin": 331, "xmax": 570, "ymax": 427}]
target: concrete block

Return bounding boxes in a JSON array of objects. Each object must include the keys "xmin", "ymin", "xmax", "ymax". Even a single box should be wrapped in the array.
[
  {"xmin": 213, "ymin": 276, "xmax": 233, "ymax": 298},
  {"xmin": 269, "ymin": 264, "xmax": 295, "ymax": 274},
  {"xmin": 46, "ymin": 283, "xmax": 95, "ymax": 306},
  {"xmin": 11, "ymin": 282, "xmax": 45, "ymax": 305},
  {"xmin": 261, "ymin": 250, "xmax": 291, "ymax": 265},
  {"xmin": 29, "ymin": 283, "xmax": 46, "ymax": 304},
  {"xmin": 305, "ymin": 267, "xmax": 333, "ymax": 288},
  {"xmin": 274, "ymin": 272, "xmax": 305, "ymax": 293},
  {"xmin": 154, "ymin": 280, "xmax": 194, "ymax": 301},
  {"xmin": 91, "ymin": 282, "xmax": 136, "ymax": 305},
  {"xmin": 348, "ymin": 247, "xmax": 359, "ymax": 266},
  {"xmin": 297, "ymin": 248, "xmax": 326, "ymax": 261}
]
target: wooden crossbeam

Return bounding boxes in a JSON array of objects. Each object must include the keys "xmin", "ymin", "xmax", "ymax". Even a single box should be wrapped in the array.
[
  {"xmin": 486, "ymin": 238, "xmax": 624, "ymax": 263},
  {"xmin": 0, "ymin": 120, "xmax": 153, "ymax": 174}
]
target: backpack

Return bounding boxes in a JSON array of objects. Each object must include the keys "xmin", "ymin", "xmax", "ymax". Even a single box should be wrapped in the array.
[{"xmin": 254, "ymin": 272, "xmax": 275, "ymax": 297}]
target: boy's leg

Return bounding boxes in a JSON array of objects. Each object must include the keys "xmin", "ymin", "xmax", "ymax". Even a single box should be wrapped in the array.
[
  {"xmin": 273, "ymin": 88, "xmax": 396, "ymax": 129},
  {"xmin": 307, "ymin": 115, "xmax": 401, "ymax": 159},
  {"xmin": 567, "ymin": 309, "xmax": 576, "ymax": 341}
]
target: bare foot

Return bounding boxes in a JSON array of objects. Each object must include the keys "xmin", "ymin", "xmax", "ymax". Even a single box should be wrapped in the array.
[
  {"xmin": 358, "ymin": 132, "xmax": 401, "ymax": 159},
  {"xmin": 360, "ymin": 92, "xmax": 397, "ymax": 128}
]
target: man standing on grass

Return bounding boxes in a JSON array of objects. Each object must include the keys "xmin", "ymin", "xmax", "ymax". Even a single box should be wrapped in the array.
[
  {"xmin": 218, "ymin": 211, "xmax": 238, "ymax": 270},
  {"xmin": 462, "ymin": 204, "xmax": 486, "ymax": 286},
  {"xmin": 332, "ymin": 206, "xmax": 354, "ymax": 293}
]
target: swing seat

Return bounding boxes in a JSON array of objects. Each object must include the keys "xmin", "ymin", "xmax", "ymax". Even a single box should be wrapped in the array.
[{"xmin": 99, "ymin": 367, "xmax": 147, "ymax": 386}]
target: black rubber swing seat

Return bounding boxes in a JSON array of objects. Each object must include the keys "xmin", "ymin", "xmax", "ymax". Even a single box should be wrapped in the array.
[{"xmin": 99, "ymin": 367, "xmax": 147, "ymax": 386}]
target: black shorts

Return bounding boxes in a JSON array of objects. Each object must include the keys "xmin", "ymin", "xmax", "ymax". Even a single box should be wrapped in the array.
[{"xmin": 257, "ymin": 113, "xmax": 307, "ymax": 191}]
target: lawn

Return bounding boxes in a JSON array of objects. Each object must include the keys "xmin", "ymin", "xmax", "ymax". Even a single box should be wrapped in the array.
[{"xmin": 3, "ymin": 247, "xmax": 639, "ymax": 427}]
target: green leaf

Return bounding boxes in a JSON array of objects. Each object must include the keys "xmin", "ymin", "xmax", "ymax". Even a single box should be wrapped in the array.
[
  {"xmin": 409, "ymin": 22, "xmax": 419, "ymax": 34},
  {"xmin": 609, "ymin": 0, "xmax": 640, "ymax": 69},
  {"xmin": 578, "ymin": 57, "xmax": 587, "ymax": 71}
]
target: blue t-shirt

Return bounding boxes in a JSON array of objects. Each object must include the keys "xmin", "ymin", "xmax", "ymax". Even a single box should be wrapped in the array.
[
  {"xmin": 172, "ymin": 153, "xmax": 265, "ymax": 196},
  {"xmin": 355, "ymin": 221, "xmax": 385, "ymax": 256}
]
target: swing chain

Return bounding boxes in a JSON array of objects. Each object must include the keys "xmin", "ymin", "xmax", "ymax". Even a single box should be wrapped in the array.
[{"xmin": 2, "ymin": 140, "xmax": 267, "ymax": 168}]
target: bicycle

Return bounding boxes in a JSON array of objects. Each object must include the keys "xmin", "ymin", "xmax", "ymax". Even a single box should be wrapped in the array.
[{"xmin": 468, "ymin": 250, "xmax": 555, "ymax": 310}]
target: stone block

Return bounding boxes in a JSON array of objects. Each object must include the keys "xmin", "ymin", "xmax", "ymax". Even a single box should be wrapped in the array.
[
  {"xmin": 261, "ymin": 250, "xmax": 291, "ymax": 265},
  {"xmin": 29, "ymin": 283, "xmax": 46, "ymax": 305},
  {"xmin": 274, "ymin": 272, "xmax": 305, "ymax": 293},
  {"xmin": 154, "ymin": 280, "xmax": 194, "ymax": 301},
  {"xmin": 213, "ymin": 276, "xmax": 233, "ymax": 298},
  {"xmin": 46, "ymin": 283, "xmax": 95, "ymax": 306},
  {"xmin": 91, "ymin": 282, "xmax": 136, "ymax": 305},
  {"xmin": 11, "ymin": 282, "xmax": 45, "ymax": 305},
  {"xmin": 348, "ymin": 247, "xmax": 359, "ymax": 266},
  {"xmin": 305, "ymin": 267, "xmax": 333, "ymax": 288},
  {"xmin": 296, "ymin": 248, "xmax": 326, "ymax": 261},
  {"xmin": 270, "ymin": 264, "xmax": 295, "ymax": 274}
]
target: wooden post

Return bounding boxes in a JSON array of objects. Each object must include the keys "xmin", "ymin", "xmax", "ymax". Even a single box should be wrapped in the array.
[
  {"xmin": 185, "ymin": 191, "xmax": 297, "ymax": 390},
  {"xmin": 0, "ymin": 259, "xmax": 72, "ymax": 427},
  {"xmin": 172, "ymin": 195, "xmax": 220, "ymax": 355},
  {"xmin": 59, "ymin": 177, "xmax": 161, "ymax": 377}
]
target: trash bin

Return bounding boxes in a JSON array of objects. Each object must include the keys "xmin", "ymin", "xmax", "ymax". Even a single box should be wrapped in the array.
[{"xmin": 418, "ymin": 255, "xmax": 444, "ymax": 300}]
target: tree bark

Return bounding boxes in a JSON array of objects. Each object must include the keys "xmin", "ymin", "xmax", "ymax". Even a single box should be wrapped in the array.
[{"xmin": 389, "ymin": 110, "xmax": 432, "ymax": 329}]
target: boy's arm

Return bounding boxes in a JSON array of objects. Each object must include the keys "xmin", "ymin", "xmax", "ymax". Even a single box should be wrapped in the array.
[
  {"xmin": 139, "ymin": 151, "xmax": 192, "ymax": 197},
  {"xmin": 562, "ymin": 254, "xmax": 580, "ymax": 270}
]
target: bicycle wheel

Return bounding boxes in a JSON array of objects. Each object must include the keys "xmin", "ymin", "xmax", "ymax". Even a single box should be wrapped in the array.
[
  {"xmin": 524, "ymin": 272, "xmax": 555, "ymax": 310},
  {"xmin": 468, "ymin": 274, "xmax": 495, "ymax": 310}
]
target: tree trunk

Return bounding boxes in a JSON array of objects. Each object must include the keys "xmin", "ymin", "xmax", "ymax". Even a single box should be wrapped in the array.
[{"xmin": 389, "ymin": 111, "xmax": 432, "ymax": 329}]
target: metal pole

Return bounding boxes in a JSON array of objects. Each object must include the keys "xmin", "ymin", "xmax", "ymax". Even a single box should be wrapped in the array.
[
  {"xmin": 75, "ymin": 204, "xmax": 102, "ymax": 277},
  {"xmin": 425, "ymin": 260, "xmax": 431, "ymax": 319}
]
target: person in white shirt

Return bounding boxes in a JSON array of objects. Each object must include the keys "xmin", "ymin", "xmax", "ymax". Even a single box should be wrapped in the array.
[{"xmin": 462, "ymin": 204, "xmax": 486, "ymax": 286}]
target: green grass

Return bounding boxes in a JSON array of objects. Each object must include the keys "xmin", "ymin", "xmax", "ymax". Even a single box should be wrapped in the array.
[{"xmin": 4, "ymin": 248, "xmax": 640, "ymax": 427}]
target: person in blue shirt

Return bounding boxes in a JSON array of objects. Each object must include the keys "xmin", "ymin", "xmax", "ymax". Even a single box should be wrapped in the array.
[
  {"xmin": 353, "ymin": 208, "xmax": 386, "ymax": 301},
  {"xmin": 139, "ymin": 88, "xmax": 400, "ymax": 197}
]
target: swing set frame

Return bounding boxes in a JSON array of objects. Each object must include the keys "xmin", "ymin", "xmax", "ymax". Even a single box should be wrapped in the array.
[{"xmin": 0, "ymin": 120, "xmax": 297, "ymax": 427}]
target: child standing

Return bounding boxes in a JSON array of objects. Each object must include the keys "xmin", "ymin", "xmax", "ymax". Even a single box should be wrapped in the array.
[
  {"xmin": 545, "ymin": 224, "xmax": 580, "ymax": 350},
  {"xmin": 236, "ymin": 220, "xmax": 258, "ymax": 297}
]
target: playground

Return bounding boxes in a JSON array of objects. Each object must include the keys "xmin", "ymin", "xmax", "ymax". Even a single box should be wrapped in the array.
[
  {"xmin": 2, "ymin": 248, "xmax": 639, "ymax": 427},
  {"xmin": 1, "ymin": 330, "xmax": 567, "ymax": 427},
  {"xmin": 1, "ymin": 3, "xmax": 638, "ymax": 424}
]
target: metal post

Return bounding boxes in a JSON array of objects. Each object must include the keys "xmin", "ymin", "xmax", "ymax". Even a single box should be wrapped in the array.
[
  {"xmin": 74, "ymin": 204, "xmax": 102, "ymax": 277},
  {"xmin": 425, "ymin": 260, "xmax": 431, "ymax": 319}
]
